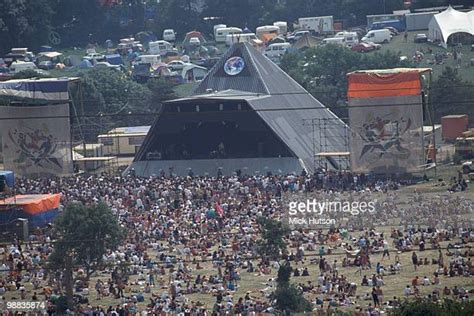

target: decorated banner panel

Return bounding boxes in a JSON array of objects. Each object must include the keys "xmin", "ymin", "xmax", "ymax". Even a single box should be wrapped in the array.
[
  {"xmin": 0, "ymin": 104, "xmax": 73, "ymax": 176},
  {"xmin": 348, "ymin": 69, "xmax": 429, "ymax": 174}
]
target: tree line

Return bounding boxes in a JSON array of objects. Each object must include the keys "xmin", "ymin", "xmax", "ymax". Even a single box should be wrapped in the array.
[{"xmin": 0, "ymin": 0, "xmax": 469, "ymax": 54}]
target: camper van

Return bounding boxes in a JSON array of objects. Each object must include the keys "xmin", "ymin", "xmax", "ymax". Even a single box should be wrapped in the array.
[
  {"xmin": 362, "ymin": 29, "xmax": 392, "ymax": 44},
  {"xmin": 213, "ymin": 24, "xmax": 227, "ymax": 38},
  {"xmin": 334, "ymin": 31, "xmax": 359, "ymax": 47},
  {"xmin": 256, "ymin": 25, "xmax": 280, "ymax": 41},
  {"xmin": 264, "ymin": 43, "xmax": 291, "ymax": 59},
  {"xmin": 215, "ymin": 27, "xmax": 242, "ymax": 43},
  {"xmin": 321, "ymin": 37, "xmax": 346, "ymax": 46},
  {"xmin": 135, "ymin": 55, "xmax": 161, "ymax": 65},
  {"xmin": 9, "ymin": 61, "xmax": 39, "ymax": 73},
  {"xmin": 273, "ymin": 21, "xmax": 288, "ymax": 35},
  {"xmin": 225, "ymin": 33, "xmax": 263, "ymax": 48},
  {"xmin": 163, "ymin": 29, "xmax": 176, "ymax": 42},
  {"xmin": 148, "ymin": 40, "xmax": 173, "ymax": 55}
]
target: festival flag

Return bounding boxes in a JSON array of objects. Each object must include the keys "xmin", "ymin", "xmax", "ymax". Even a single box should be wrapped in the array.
[{"xmin": 215, "ymin": 203, "xmax": 224, "ymax": 217}]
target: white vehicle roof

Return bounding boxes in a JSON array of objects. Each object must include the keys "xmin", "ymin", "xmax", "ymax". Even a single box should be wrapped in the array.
[{"xmin": 256, "ymin": 25, "xmax": 280, "ymax": 32}]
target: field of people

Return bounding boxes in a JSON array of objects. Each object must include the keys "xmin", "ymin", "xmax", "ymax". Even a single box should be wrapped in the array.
[{"xmin": 1, "ymin": 163, "xmax": 472, "ymax": 314}]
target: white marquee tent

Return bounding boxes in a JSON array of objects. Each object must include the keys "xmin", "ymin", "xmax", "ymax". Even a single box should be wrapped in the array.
[{"xmin": 428, "ymin": 6, "xmax": 474, "ymax": 48}]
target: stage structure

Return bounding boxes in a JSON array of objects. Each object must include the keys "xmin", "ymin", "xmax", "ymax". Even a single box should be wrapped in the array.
[
  {"xmin": 129, "ymin": 42, "xmax": 347, "ymax": 176},
  {"xmin": 0, "ymin": 194, "xmax": 61, "ymax": 227},
  {"xmin": 347, "ymin": 68, "xmax": 431, "ymax": 174},
  {"xmin": 0, "ymin": 78, "xmax": 77, "ymax": 176}
]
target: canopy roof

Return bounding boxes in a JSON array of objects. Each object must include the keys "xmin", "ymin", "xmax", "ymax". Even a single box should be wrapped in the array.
[{"xmin": 428, "ymin": 6, "xmax": 474, "ymax": 48}]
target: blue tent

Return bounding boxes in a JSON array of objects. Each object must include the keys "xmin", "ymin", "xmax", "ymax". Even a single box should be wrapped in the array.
[
  {"xmin": 77, "ymin": 59, "xmax": 93, "ymax": 69},
  {"xmin": 0, "ymin": 171, "xmax": 14, "ymax": 188}
]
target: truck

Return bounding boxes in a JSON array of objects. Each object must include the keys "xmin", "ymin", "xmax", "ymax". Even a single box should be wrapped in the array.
[
  {"xmin": 370, "ymin": 20, "xmax": 406, "ymax": 32},
  {"xmin": 297, "ymin": 16, "xmax": 334, "ymax": 34}
]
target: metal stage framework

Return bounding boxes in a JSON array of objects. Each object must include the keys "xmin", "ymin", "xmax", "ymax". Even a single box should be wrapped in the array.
[{"xmin": 303, "ymin": 117, "xmax": 351, "ymax": 171}]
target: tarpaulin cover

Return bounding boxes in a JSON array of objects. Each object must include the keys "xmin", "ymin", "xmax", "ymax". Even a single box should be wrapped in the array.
[
  {"xmin": 348, "ymin": 69, "xmax": 426, "ymax": 173},
  {"xmin": 0, "ymin": 194, "xmax": 60, "ymax": 226},
  {"xmin": 0, "ymin": 78, "xmax": 70, "ymax": 102},
  {"xmin": 0, "ymin": 171, "xmax": 14, "ymax": 188},
  {"xmin": 105, "ymin": 54, "xmax": 123, "ymax": 65},
  {"xmin": 0, "ymin": 194, "xmax": 60, "ymax": 214},
  {"xmin": 348, "ymin": 71, "xmax": 423, "ymax": 98}
]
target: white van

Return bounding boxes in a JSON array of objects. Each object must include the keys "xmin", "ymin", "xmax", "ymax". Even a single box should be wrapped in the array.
[
  {"xmin": 163, "ymin": 29, "xmax": 176, "ymax": 42},
  {"xmin": 149, "ymin": 40, "xmax": 173, "ymax": 55},
  {"xmin": 135, "ymin": 55, "xmax": 161, "ymax": 65},
  {"xmin": 362, "ymin": 29, "xmax": 392, "ymax": 44},
  {"xmin": 213, "ymin": 24, "xmax": 227, "ymax": 38},
  {"xmin": 9, "ymin": 61, "xmax": 38, "ymax": 73},
  {"xmin": 263, "ymin": 43, "xmax": 291, "ymax": 59},
  {"xmin": 334, "ymin": 31, "xmax": 359, "ymax": 47},
  {"xmin": 321, "ymin": 37, "xmax": 346, "ymax": 46},
  {"xmin": 215, "ymin": 27, "xmax": 242, "ymax": 43}
]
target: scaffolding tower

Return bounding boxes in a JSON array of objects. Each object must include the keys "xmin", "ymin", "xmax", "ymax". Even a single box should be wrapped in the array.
[{"xmin": 303, "ymin": 117, "xmax": 351, "ymax": 171}]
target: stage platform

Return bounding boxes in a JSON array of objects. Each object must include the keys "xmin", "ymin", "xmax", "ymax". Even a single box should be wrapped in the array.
[{"xmin": 127, "ymin": 157, "xmax": 306, "ymax": 177}]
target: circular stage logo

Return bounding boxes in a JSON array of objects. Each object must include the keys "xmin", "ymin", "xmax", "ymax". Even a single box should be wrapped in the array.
[{"xmin": 223, "ymin": 56, "xmax": 245, "ymax": 76}]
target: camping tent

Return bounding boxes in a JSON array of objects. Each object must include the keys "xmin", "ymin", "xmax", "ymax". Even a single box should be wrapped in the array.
[
  {"xmin": 428, "ymin": 6, "xmax": 474, "ymax": 48},
  {"xmin": 181, "ymin": 64, "xmax": 207, "ymax": 82},
  {"xmin": 292, "ymin": 33, "xmax": 319, "ymax": 51},
  {"xmin": 182, "ymin": 31, "xmax": 206, "ymax": 47}
]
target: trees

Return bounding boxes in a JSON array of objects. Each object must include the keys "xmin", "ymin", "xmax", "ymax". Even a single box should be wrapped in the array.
[
  {"xmin": 48, "ymin": 202, "xmax": 124, "ymax": 310},
  {"xmin": 49, "ymin": 202, "xmax": 125, "ymax": 279},
  {"xmin": 391, "ymin": 299, "xmax": 474, "ymax": 316},
  {"xmin": 0, "ymin": 0, "xmax": 54, "ymax": 54},
  {"xmin": 430, "ymin": 67, "xmax": 474, "ymax": 121},
  {"xmin": 257, "ymin": 217, "xmax": 289, "ymax": 261},
  {"xmin": 273, "ymin": 246, "xmax": 312, "ymax": 313},
  {"xmin": 281, "ymin": 45, "xmax": 411, "ymax": 116}
]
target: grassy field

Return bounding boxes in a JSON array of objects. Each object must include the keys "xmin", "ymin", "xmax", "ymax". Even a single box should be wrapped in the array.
[
  {"xmin": 375, "ymin": 30, "xmax": 474, "ymax": 81},
  {"xmin": 2, "ymin": 164, "xmax": 472, "ymax": 314}
]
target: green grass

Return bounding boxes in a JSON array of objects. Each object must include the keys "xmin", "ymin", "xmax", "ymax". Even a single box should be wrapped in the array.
[
  {"xmin": 374, "ymin": 30, "xmax": 474, "ymax": 81},
  {"xmin": 174, "ymin": 82, "xmax": 197, "ymax": 97}
]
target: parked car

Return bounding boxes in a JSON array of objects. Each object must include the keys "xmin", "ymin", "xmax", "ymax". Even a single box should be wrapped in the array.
[
  {"xmin": 462, "ymin": 161, "xmax": 473, "ymax": 174},
  {"xmin": 163, "ymin": 29, "xmax": 176, "ymax": 42},
  {"xmin": 287, "ymin": 30, "xmax": 310, "ymax": 43},
  {"xmin": 38, "ymin": 61, "xmax": 55, "ymax": 70},
  {"xmin": 0, "ymin": 66, "xmax": 12, "ymax": 81},
  {"xmin": 189, "ymin": 37, "xmax": 201, "ymax": 47},
  {"xmin": 94, "ymin": 61, "xmax": 121, "ymax": 70},
  {"xmin": 351, "ymin": 42, "xmax": 377, "ymax": 52},
  {"xmin": 83, "ymin": 53, "xmax": 105, "ymax": 62},
  {"xmin": 365, "ymin": 41, "xmax": 381, "ymax": 49},
  {"xmin": 414, "ymin": 34, "xmax": 428, "ymax": 43},
  {"xmin": 167, "ymin": 60, "xmax": 188, "ymax": 71}
]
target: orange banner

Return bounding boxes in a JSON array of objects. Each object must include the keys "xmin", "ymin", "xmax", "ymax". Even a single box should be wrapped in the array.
[{"xmin": 347, "ymin": 72, "xmax": 422, "ymax": 98}]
